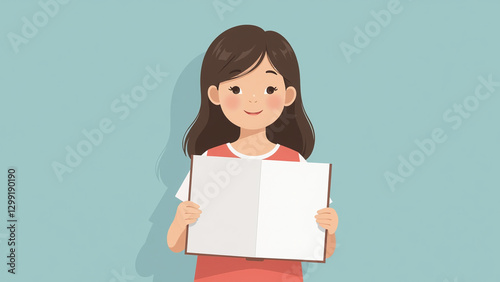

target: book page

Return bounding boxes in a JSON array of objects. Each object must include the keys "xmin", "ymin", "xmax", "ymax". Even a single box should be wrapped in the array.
[
  {"xmin": 186, "ymin": 156, "xmax": 261, "ymax": 257},
  {"xmin": 255, "ymin": 160, "xmax": 331, "ymax": 261}
]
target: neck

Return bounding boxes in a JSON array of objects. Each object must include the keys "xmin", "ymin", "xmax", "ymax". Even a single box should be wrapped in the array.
[
  {"xmin": 239, "ymin": 127, "xmax": 267, "ymax": 141},
  {"xmin": 231, "ymin": 127, "xmax": 275, "ymax": 156}
]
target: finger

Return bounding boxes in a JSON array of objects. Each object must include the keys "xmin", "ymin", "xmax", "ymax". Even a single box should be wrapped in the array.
[
  {"xmin": 315, "ymin": 215, "xmax": 334, "ymax": 221},
  {"xmin": 317, "ymin": 208, "xmax": 334, "ymax": 214},
  {"xmin": 184, "ymin": 207, "xmax": 202, "ymax": 214},
  {"xmin": 316, "ymin": 219, "xmax": 333, "ymax": 224},
  {"xmin": 315, "ymin": 214, "xmax": 334, "ymax": 219},
  {"xmin": 185, "ymin": 213, "xmax": 200, "ymax": 220},
  {"xmin": 186, "ymin": 219, "xmax": 198, "ymax": 224},
  {"xmin": 187, "ymin": 210, "xmax": 201, "ymax": 216},
  {"xmin": 186, "ymin": 214, "xmax": 200, "ymax": 220},
  {"xmin": 316, "ymin": 219, "xmax": 333, "ymax": 225},
  {"xmin": 184, "ymin": 201, "xmax": 200, "ymax": 208}
]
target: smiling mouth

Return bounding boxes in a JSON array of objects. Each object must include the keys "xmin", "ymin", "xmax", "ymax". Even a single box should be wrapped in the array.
[{"xmin": 244, "ymin": 110, "xmax": 263, "ymax": 115}]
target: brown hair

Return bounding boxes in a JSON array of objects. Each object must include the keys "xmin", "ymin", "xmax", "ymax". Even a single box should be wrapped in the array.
[{"xmin": 182, "ymin": 25, "xmax": 315, "ymax": 158}]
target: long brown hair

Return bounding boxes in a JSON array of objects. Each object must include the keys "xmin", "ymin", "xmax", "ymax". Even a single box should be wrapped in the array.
[{"xmin": 182, "ymin": 25, "xmax": 315, "ymax": 158}]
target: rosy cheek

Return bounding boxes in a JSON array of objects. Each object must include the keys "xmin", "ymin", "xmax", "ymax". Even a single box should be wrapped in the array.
[
  {"xmin": 222, "ymin": 95, "xmax": 241, "ymax": 111},
  {"xmin": 266, "ymin": 95, "xmax": 283, "ymax": 113}
]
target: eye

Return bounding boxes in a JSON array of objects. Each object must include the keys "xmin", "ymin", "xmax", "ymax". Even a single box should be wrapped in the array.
[
  {"xmin": 265, "ymin": 86, "xmax": 278, "ymax": 95},
  {"xmin": 229, "ymin": 86, "xmax": 242, "ymax": 94}
]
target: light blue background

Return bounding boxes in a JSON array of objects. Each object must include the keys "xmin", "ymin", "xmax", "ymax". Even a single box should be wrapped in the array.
[{"xmin": 1, "ymin": 1, "xmax": 499, "ymax": 281}]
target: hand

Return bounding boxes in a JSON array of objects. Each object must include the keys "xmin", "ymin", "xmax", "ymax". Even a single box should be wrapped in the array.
[
  {"xmin": 174, "ymin": 201, "xmax": 202, "ymax": 227},
  {"xmin": 315, "ymin": 207, "xmax": 338, "ymax": 234}
]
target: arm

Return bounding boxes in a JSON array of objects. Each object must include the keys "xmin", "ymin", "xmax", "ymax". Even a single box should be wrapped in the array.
[
  {"xmin": 325, "ymin": 230, "xmax": 336, "ymax": 258},
  {"xmin": 167, "ymin": 201, "xmax": 201, "ymax": 253}
]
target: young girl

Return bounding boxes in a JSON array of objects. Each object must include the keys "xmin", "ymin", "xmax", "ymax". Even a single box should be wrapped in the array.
[{"xmin": 167, "ymin": 25, "xmax": 338, "ymax": 281}]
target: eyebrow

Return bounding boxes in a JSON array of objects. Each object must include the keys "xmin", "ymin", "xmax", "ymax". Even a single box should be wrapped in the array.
[
  {"xmin": 266, "ymin": 70, "xmax": 277, "ymax": 75},
  {"xmin": 229, "ymin": 69, "xmax": 241, "ymax": 75}
]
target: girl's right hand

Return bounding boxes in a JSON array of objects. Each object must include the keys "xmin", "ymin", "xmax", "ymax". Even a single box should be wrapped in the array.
[{"xmin": 174, "ymin": 201, "xmax": 202, "ymax": 226}]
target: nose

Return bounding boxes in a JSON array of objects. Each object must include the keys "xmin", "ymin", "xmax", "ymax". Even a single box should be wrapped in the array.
[{"xmin": 249, "ymin": 94, "xmax": 257, "ymax": 103}]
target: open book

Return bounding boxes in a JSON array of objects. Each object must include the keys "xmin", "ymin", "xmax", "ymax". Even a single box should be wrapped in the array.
[{"xmin": 185, "ymin": 155, "xmax": 332, "ymax": 262}]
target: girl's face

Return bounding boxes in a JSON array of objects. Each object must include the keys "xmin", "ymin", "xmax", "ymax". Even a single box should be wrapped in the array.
[{"xmin": 208, "ymin": 53, "xmax": 296, "ymax": 131}]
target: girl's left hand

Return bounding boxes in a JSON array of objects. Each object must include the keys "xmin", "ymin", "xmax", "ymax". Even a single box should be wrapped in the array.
[{"xmin": 315, "ymin": 207, "xmax": 338, "ymax": 234}]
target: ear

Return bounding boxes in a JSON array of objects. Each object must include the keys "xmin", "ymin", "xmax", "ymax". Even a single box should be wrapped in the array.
[
  {"xmin": 284, "ymin": 86, "xmax": 297, "ymax": 106},
  {"xmin": 208, "ymin": 85, "xmax": 220, "ymax": 105}
]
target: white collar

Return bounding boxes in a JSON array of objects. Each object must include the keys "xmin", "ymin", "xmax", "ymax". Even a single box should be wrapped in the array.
[{"xmin": 226, "ymin": 142, "xmax": 280, "ymax": 159}]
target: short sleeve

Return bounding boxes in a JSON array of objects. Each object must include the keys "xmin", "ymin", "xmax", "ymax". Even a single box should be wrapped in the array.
[
  {"xmin": 175, "ymin": 150, "xmax": 208, "ymax": 202},
  {"xmin": 299, "ymin": 153, "xmax": 333, "ymax": 205},
  {"xmin": 175, "ymin": 171, "xmax": 190, "ymax": 202}
]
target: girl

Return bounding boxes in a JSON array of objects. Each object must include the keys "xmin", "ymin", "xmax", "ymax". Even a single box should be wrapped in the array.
[{"xmin": 167, "ymin": 25, "xmax": 338, "ymax": 281}]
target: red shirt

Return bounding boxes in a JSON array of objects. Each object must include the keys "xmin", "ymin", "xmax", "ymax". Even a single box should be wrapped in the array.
[{"xmin": 194, "ymin": 143, "xmax": 303, "ymax": 282}]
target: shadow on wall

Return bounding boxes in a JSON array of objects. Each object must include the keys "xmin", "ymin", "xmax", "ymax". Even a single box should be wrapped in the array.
[{"xmin": 135, "ymin": 53, "xmax": 204, "ymax": 282}]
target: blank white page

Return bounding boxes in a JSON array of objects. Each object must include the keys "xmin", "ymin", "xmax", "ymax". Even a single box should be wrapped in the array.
[
  {"xmin": 255, "ymin": 160, "xmax": 331, "ymax": 261},
  {"xmin": 186, "ymin": 156, "xmax": 261, "ymax": 257}
]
